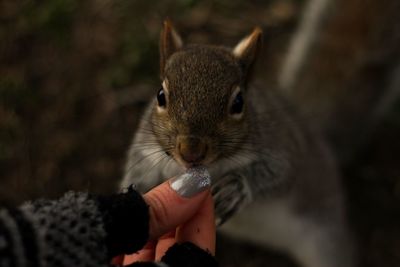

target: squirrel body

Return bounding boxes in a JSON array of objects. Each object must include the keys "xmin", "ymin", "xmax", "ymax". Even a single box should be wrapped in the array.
[{"xmin": 121, "ymin": 21, "xmax": 353, "ymax": 267}]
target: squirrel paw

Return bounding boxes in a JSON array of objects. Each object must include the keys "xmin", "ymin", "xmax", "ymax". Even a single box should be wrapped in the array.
[{"xmin": 211, "ymin": 174, "xmax": 251, "ymax": 226}]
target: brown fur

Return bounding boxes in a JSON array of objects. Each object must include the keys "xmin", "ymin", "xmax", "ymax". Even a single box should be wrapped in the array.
[{"xmin": 153, "ymin": 45, "xmax": 248, "ymax": 165}]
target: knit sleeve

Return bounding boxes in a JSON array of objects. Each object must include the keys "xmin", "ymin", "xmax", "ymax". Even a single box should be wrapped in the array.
[{"xmin": 0, "ymin": 188, "xmax": 149, "ymax": 267}]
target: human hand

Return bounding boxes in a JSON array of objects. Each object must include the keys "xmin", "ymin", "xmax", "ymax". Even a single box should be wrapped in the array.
[{"xmin": 122, "ymin": 167, "xmax": 215, "ymax": 265}]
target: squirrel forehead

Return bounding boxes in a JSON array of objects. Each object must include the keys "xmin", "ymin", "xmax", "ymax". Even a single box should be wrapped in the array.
[
  {"xmin": 163, "ymin": 46, "xmax": 242, "ymax": 127},
  {"xmin": 164, "ymin": 45, "xmax": 242, "ymax": 92}
]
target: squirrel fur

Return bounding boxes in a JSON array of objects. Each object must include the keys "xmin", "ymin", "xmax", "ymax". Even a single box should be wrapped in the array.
[{"xmin": 121, "ymin": 20, "xmax": 354, "ymax": 267}]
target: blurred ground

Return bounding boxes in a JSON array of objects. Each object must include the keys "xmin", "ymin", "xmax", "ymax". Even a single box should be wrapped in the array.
[{"xmin": 0, "ymin": 1, "xmax": 399, "ymax": 266}]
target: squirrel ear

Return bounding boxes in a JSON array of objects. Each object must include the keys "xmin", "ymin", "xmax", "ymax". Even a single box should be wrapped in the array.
[
  {"xmin": 233, "ymin": 27, "xmax": 263, "ymax": 76},
  {"xmin": 160, "ymin": 19, "xmax": 183, "ymax": 78}
]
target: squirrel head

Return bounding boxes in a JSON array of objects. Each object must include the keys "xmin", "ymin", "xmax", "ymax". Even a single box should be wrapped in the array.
[{"xmin": 150, "ymin": 19, "xmax": 262, "ymax": 169}]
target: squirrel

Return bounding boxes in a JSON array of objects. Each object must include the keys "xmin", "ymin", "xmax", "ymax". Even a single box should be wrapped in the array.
[{"xmin": 121, "ymin": 20, "xmax": 354, "ymax": 267}]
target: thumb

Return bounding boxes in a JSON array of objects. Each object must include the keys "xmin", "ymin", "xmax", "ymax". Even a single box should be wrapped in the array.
[{"xmin": 144, "ymin": 167, "xmax": 211, "ymax": 239}]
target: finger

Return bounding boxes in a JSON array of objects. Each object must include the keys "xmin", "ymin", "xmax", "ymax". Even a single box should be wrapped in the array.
[
  {"xmin": 144, "ymin": 167, "xmax": 211, "ymax": 239},
  {"xmin": 155, "ymin": 230, "xmax": 177, "ymax": 261},
  {"xmin": 176, "ymin": 192, "xmax": 216, "ymax": 255},
  {"xmin": 123, "ymin": 241, "xmax": 156, "ymax": 265}
]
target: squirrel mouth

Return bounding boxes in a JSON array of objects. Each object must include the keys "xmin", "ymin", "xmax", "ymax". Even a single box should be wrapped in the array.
[
  {"xmin": 169, "ymin": 151, "xmax": 209, "ymax": 170},
  {"xmin": 178, "ymin": 159, "xmax": 204, "ymax": 170}
]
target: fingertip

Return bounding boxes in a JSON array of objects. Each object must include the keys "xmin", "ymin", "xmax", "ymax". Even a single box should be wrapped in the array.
[
  {"xmin": 169, "ymin": 166, "xmax": 211, "ymax": 198},
  {"xmin": 144, "ymin": 179, "xmax": 210, "ymax": 240}
]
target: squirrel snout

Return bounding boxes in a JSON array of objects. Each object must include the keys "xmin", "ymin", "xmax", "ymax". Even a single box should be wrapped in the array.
[{"xmin": 177, "ymin": 136, "xmax": 208, "ymax": 165}]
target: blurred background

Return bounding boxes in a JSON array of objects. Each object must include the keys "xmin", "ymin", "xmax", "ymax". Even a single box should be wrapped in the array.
[{"xmin": 0, "ymin": 0, "xmax": 399, "ymax": 266}]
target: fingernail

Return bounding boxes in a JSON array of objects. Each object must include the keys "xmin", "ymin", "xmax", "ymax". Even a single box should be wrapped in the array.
[{"xmin": 170, "ymin": 166, "xmax": 211, "ymax": 198}]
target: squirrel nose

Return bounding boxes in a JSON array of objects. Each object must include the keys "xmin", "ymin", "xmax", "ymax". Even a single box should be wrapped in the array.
[{"xmin": 177, "ymin": 136, "xmax": 208, "ymax": 164}]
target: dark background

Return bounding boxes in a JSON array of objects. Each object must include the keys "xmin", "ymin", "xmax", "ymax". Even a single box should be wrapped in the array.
[{"xmin": 1, "ymin": 0, "xmax": 399, "ymax": 266}]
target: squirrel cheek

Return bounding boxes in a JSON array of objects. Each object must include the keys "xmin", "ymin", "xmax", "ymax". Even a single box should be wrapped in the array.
[{"xmin": 156, "ymin": 105, "xmax": 167, "ymax": 114}]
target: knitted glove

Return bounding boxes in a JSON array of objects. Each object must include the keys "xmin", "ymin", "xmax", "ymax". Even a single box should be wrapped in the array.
[
  {"xmin": 0, "ymin": 188, "xmax": 148, "ymax": 267},
  {"xmin": 0, "ymin": 188, "xmax": 217, "ymax": 267}
]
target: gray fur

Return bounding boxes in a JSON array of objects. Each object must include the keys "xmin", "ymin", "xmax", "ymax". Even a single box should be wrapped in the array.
[{"xmin": 122, "ymin": 26, "xmax": 354, "ymax": 267}]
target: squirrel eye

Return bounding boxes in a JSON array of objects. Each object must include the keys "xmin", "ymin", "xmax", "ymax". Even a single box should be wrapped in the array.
[
  {"xmin": 157, "ymin": 88, "xmax": 166, "ymax": 107},
  {"xmin": 230, "ymin": 91, "xmax": 244, "ymax": 114}
]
